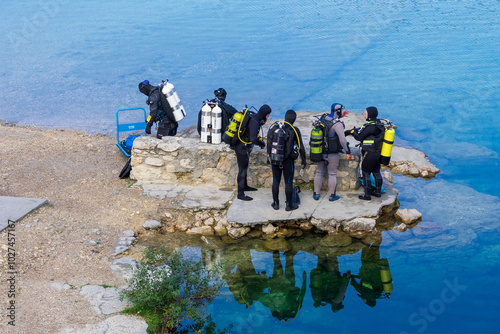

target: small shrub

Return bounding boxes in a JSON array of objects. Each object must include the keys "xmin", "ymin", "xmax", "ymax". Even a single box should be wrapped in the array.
[{"xmin": 121, "ymin": 247, "xmax": 230, "ymax": 334}]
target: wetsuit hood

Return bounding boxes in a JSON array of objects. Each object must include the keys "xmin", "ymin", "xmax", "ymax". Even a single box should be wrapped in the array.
[
  {"xmin": 214, "ymin": 88, "xmax": 227, "ymax": 101},
  {"xmin": 330, "ymin": 103, "xmax": 343, "ymax": 119},
  {"xmin": 139, "ymin": 80, "xmax": 153, "ymax": 96},
  {"xmin": 257, "ymin": 104, "xmax": 272, "ymax": 123},
  {"xmin": 284, "ymin": 109, "xmax": 297, "ymax": 125},
  {"xmin": 366, "ymin": 106, "xmax": 378, "ymax": 121}
]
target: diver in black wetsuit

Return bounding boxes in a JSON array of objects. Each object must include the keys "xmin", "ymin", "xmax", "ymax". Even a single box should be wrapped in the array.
[
  {"xmin": 234, "ymin": 104, "xmax": 271, "ymax": 201},
  {"xmin": 196, "ymin": 88, "xmax": 239, "ymax": 135},
  {"xmin": 348, "ymin": 106, "xmax": 384, "ymax": 200},
  {"xmin": 138, "ymin": 80, "xmax": 178, "ymax": 138},
  {"xmin": 266, "ymin": 109, "xmax": 306, "ymax": 211}
]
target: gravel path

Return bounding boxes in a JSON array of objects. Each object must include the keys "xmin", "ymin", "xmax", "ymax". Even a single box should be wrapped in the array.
[{"xmin": 0, "ymin": 125, "xmax": 163, "ymax": 333}]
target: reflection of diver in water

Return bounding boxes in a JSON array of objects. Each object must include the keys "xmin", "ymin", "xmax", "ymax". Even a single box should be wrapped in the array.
[
  {"xmin": 309, "ymin": 253, "xmax": 351, "ymax": 313},
  {"xmin": 222, "ymin": 249, "xmax": 268, "ymax": 308},
  {"xmin": 258, "ymin": 250, "xmax": 307, "ymax": 321},
  {"xmin": 350, "ymin": 243, "xmax": 392, "ymax": 307}
]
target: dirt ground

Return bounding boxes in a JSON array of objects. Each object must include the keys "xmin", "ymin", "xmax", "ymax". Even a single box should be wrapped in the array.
[{"xmin": 0, "ymin": 124, "xmax": 166, "ymax": 333}]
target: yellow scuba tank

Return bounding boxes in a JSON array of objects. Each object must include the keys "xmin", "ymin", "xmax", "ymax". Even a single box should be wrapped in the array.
[
  {"xmin": 379, "ymin": 258, "xmax": 393, "ymax": 294},
  {"xmin": 222, "ymin": 109, "xmax": 246, "ymax": 145},
  {"xmin": 309, "ymin": 126, "xmax": 323, "ymax": 162},
  {"xmin": 380, "ymin": 122, "xmax": 396, "ymax": 165}
]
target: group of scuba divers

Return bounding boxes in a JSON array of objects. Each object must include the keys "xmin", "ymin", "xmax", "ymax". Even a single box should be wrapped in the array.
[{"xmin": 138, "ymin": 80, "xmax": 394, "ymax": 211}]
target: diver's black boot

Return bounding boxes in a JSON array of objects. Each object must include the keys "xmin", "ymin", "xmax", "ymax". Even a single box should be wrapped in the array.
[
  {"xmin": 285, "ymin": 202, "xmax": 299, "ymax": 211},
  {"xmin": 372, "ymin": 172, "xmax": 383, "ymax": 197},
  {"xmin": 237, "ymin": 193, "xmax": 253, "ymax": 201},
  {"xmin": 271, "ymin": 200, "xmax": 279, "ymax": 210},
  {"xmin": 359, "ymin": 172, "xmax": 372, "ymax": 200}
]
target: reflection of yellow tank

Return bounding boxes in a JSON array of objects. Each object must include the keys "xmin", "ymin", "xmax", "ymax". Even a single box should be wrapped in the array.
[
  {"xmin": 379, "ymin": 258, "xmax": 393, "ymax": 294},
  {"xmin": 380, "ymin": 127, "xmax": 395, "ymax": 165}
]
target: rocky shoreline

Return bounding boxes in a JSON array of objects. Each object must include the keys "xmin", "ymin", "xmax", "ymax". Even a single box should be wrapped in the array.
[{"xmin": 0, "ymin": 113, "xmax": 438, "ymax": 333}]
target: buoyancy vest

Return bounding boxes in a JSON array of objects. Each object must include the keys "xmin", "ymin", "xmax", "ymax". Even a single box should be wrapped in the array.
[
  {"xmin": 309, "ymin": 115, "xmax": 343, "ymax": 161},
  {"xmin": 323, "ymin": 118, "xmax": 344, "ymax": 154},
  {"xmin": 360, "ymin": 121, "xmax": 385, "ymax": 153}
]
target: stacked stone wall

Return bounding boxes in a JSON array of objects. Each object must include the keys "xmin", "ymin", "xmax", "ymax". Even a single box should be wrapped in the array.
[{"xmin": 130, "ymin": 136, "xmax": 361, "ymax": 191}]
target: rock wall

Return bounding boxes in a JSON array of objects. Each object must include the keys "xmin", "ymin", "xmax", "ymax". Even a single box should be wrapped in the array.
[{"xmin": 130, "ymin": 136, "xmax": 361, "ymax": 191}]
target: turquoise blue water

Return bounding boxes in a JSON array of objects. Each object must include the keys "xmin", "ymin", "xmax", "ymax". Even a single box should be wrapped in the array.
[{"xmin": 1, "ymin": 1, "xmax": 499, "ymax": 332}]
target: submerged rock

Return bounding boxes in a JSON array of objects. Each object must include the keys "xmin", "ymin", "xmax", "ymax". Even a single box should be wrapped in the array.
[
  {"xmin": 395, "ymin": 208, "xmax": 422, "ymax": 225},
  {"xmin": 319, "ymin": 233, "xmax": 353, "ymax": 247}
]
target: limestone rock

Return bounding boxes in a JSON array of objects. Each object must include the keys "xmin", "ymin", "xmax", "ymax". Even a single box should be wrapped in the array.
[
  {"xmin": 175, "ymin": 220, "xmax": 191, "ymax": 231},
  {"xmin": 145, "ymin": 157, "xmax": 164, "ymax": 167},
  {"xmin": 204, "ymin": 217, "xmax": 215, "ymax": 226},
  {"xmin": 122, "ymin": 230, "xmax": 135, "ymax": 237},
  {"xmin": 383, "ymin": 171, "xmax": 394, "ymax": 183},
  {"xmin": 395, "ymin": 208, "xmax": 422, "ymax": 225},
  {"xmin": 299, "ymin": 222, "xmax": 313, "ymax": 230},
  {"xmin": 214, "ymin": 221, "xmax": 228, "ymax": 236},
  {"xmin": 262, "ymin": 223, "xmax": 278, "ymax": 234},
  {"xmin": 110, "ymin": 257, "xmax": 139, "ymax": 280},
  {"xmin": 143, "ymin": 220, "xmax": 162, "ymax": 230},
  {"xmin": 227, "ymin": 226, "xmax": 251, "ymax": 239},
  {"xmin": 344, "ymin": 217, "xmax": 377, "ymax": 232},
  {"xmin": 186, "ymin": 226, "xmax": 214, "ymax": 236},
  {"xmin": 80, "ymin": 285, "xmax": 129, "ymax": 315}
]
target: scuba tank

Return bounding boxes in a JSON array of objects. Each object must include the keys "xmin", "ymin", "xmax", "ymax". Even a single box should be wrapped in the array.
[
  {"xmin": 160, "ymin": 80, "xmax": 186, "ymax": 122},
  {"xmin": 380, "ymin": 121, "xmax": 396, "ymax": 165},
  {"xmin": 211, "ymin": 103, "xmax": 222, "ymax": 144},
  {"xmin": 309, "ymin": 118, "xmax": 324, "ymax": 162},
  {"xmin": 222, "ymin": 108, "xmax": 249, "ymax": 145},
  {"xmin": 200, "ymin": 102, "xmax": 212, "ymax": 143},
  {"xmin": 379, "ymin": 258, "xmax": 393, "ymax": 294},
  {"xmin": 270, "ymin": 122, "xmax": 287, "ymax": 165},
  {"xmin": 200, "ymin": 101, "xmax": 223, "ymax": 144}
]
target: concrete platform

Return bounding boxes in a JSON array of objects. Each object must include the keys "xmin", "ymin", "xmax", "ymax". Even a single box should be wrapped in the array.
[
  {"xmin": 0, "ymin": 196, "xmax": 48, "ymax": 232},
  {"xmin": 227, "ymin": 183, "xmax": 398, "ymax": 226},
  {"xmin": 138, "ymin": 182, "xmax": 235, "ymax": 210},
  {"xmin": 138, "ymin": 181, "xmax": 398, "ymax": 227}
]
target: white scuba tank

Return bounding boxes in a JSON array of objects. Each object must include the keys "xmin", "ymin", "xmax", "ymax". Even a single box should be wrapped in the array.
[
  {"xmin": 200, "ymin": 102, "xmax": 212, "ymax": 143},
  {"xmin": 161, "ymin": 80, "xmax": 186, "ymax": 122},
  {"xmin": 211, "ymin": 104, "xmax": 222, "ymax": 144}
]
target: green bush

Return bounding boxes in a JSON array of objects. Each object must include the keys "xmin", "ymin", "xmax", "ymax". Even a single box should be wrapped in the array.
[{"xmin": 121, "ymin": 247, "xmax": 230, "ymax": 334}]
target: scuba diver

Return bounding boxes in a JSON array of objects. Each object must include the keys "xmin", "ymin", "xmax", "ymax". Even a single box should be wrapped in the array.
[
  {"xmin": 197, "ymin": 87, "xmax": 239, "ymax": 136},
  {"xmin": 138, "ymin": 80, "xmax": 178, "ymax": 139},
  {"xmin": 266, "ymin": 109, "xmax": 306, "ymax": 211},
  {"xmin": 346, "ymin": 106, "xmax": 384, "ymax": 200},
  {"xmin": 233, "ymin": 104, "xmax": 271, "ymax": 201},
  {"xmin": 312, "ymin": 103, "xmax": 353, "ymax": 201},
  {"xmin": 309, "ymin": 252, "xmax": 351, "ymax": 313}
]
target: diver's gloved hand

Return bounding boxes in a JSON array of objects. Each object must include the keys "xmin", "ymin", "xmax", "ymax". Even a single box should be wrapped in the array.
[
  {"xmin": 146, "ymin": 121, "xmax": 153, "ymax": 134},
  {"xmin": 344, "ymin": 127, "xmax": 356, "ymax": 136},
  {"xmin": 259, "ymin": 141, "xmax": 266, "ymax": 149},
  {"xmin": 301, "ymin": 160, "xmax": 307, "ymax": 169}
]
